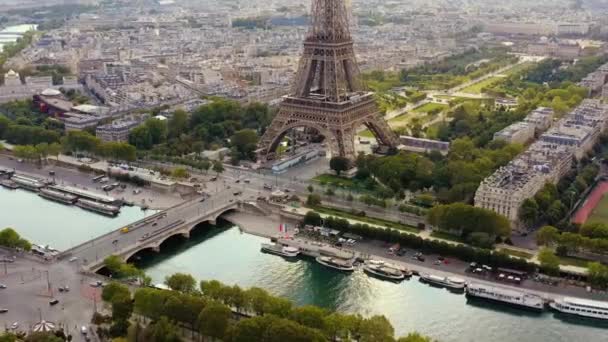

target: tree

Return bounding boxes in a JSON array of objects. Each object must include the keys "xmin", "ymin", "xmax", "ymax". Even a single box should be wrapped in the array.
[
  {"xmin": 212, "ymin": 160, "xmax": 224, "ymax": 175},
  {"xmin": 129, "ymin": 125, "xmax": 153, "ymax": 150},
  {"xmin": 329, "ymin": 156, "xmax": 350, "ymax": 176},
  {"xmin": 64, "ymin": 130, "xmax": 100, "ymax": 153},
  {"xmin": 519, "ymin": 198, "xmax": 539, "ymax": 226},
  {"xmin": 306, "ymin": 194, "xmax": 321, "ymax": 206},
  {"xmin": 303, "ymin": 211, "xmax": 322, "ymax": 226},
  {"xmin": 587, "ymin": 262, "xmax": 608, "ymax": 289},
  {"xmin": 146, "ymin": 118, "xmax": 168, "ymax": 144},
  {"xmin": 0, "ymin": 227, "xmax": 31, "ymax": 250},
  {"xmin": 358, "ymin": 315, "xmax": 395, "ymax": 342},
  {"xmin": 102, "ymin": 282, "xmax": 131, "ymax": 302},
  {"xmin": 538, "ymin": 248, "xmax": 560, "ymax": 276},
  {"xmin": 165, "ymin": 273, "xmax": 197, "ymax": 293},
  {"xmin": 111, "ymin": 293, "xmax": 134, "ymax": 335},
  {"xmin": 146, "ymin": 316, "xmax": 182, "ymax": 342},
  {"xmin": 230, "ymin": 129, "xmax": 259, "ymax": 162},
  {"xmin": 171, "ymin": 167, "xmax": 190, "ymax": 180},
  {"xmin": 307, "ymin": 185, "xmax": 314, "ymax": 193},
  {"xmin": 24, "ymin": 332, "xmax": 63, "ymax": 342},
  {"xmin": 198, "ymin": 301, "xmax": 232, "ymax": 341},
  {"xmin": 580, "ymin": 222, "xmax": 608, "ymax": 239},
  {"xmin": 47, "ymin": 142, "xmax": 61, "ymax": 162},
  {"xmin": 289, "ymin": 305, "xmax": 328, "ymax": 331},
  {"xmin": 536, "ymin": 226, "xmax": 560, "ymax": 247},
  {"xmin": 397, "ymin": 332, "xmax": 434, "ymax": 342},
  {"xmin": 168, "ymin": 110, "xmax": 189, "ymax": 139}
]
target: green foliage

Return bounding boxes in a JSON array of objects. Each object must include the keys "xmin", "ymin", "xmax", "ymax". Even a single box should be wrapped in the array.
[
  {"xmin": 170, "ymin": 167, "xmax": 189, "ymax": 180},
  {"xmin": 303, "ymin": 211, "xmax": 323, "ymax": 226},
  {"xmin": 102, "ymin": 282, "xmax": 131, "ymax": 302},
  {"xmin": 427, "ymin": 203, "xmax": 511, "ymax": 242},
  {"xmin": 198, "ymin": 301, "xmax": 232, "ymax": 340},
  {"xmin": 580, "ymin": 222, "xmax": 608, "ymax": 239},
  {"xmin": 587, "ymin": 262, "xmax": 608, "ymax": 289},
  {"xmin": 538, "ymin": 248, "xmax": 561, "ymax": 275},
  {"xmin": 0, "ymin": 227, "xmax": 31, "ymax": 250},
  {"xmin": 132, "ymin": 277, "xmax": 433, "ymax": 342},
  {"xmin": 536, "ymin": 226, "xmax": 560, "ymax": 247},
  {"xmin": 329, "ymin": 156, "xmax": 351, "ymax": 176},
  {"xmin": 212, "ymin": 160, "xmax": 225, "ymax": 175},
  {"xmin": 230, "ymin": 129, "xmax": 259, "ymax": 162},
  {"xmin": 164, "ymin": 273, "xmax": 197, "ymax": 293},
  {"xmin": 306, "ymin": 194, "xmax": 322, "ymax": 206},
  {"xmin": 103, "ymin": 255, "xmax": 143, "ymax": 279}
]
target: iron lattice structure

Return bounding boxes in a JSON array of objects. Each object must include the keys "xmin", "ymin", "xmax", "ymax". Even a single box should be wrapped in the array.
[{"xmin": 257, "ymin": 0, "xmax": 399, "ymax": 162}]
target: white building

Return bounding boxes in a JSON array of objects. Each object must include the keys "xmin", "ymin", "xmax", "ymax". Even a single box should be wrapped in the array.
[{"xmin": 494, "ymin": 122, "xmax": 535, "ymax": 145}]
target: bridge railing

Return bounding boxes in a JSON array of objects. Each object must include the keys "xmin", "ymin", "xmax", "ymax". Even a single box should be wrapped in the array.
[
  {"xmin": 57, "ymin": 198, "xmax": 199, "ymax": 259},
  {"xmin": 84, "ymin": 201, "xmax": 241, "ymax": 270}
]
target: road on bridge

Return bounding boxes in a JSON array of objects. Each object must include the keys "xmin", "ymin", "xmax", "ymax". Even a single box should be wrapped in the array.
[{"xmin": 60, "ymin": 187, "xmax": 257, "ymax": 270}]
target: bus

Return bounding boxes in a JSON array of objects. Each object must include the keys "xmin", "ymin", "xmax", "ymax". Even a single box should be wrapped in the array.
[{"xmin": 92, "ymin": 175, "xmax": 105, "ymax": 183}]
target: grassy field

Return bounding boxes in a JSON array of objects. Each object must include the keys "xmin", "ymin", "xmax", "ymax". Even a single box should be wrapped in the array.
[
  {"xmin": 430, "ymin": 231, "xmax": 465, "ymax": 243},
  {"xmin": 412, "ymin": 102, "xmax": 448, "ymax": 113},
  {"xmin": 460, "ymin": 76, "xmax": 504, "ymax": 94},
  {"xmin": 310, "ymin": 205, "xmax": 420, "ymax": 233},
  {"xmin": 586, "ymin": 194, "xmax": 608, "ymax": 224},
  {"xmin": 313, "ymin": 174, "xmax": 357, "ymax": 188},
  {"xmin": 500, "ymin": 248, "xmax": 534, "ymax": 260},
  {"xmin": 558, "ymin": 255, "xmax": 591, "ymax": 268}
]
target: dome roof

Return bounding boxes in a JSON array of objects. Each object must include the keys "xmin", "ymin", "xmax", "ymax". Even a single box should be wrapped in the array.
[{"xmin": 41, "ymin": 88, "xmax": 61, "ymax": 96}]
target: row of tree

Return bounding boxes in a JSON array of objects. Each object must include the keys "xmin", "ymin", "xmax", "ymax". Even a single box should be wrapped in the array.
[
  {"xmin": 427, "ymin": 203, "xmax": 511, "ymax": 248},
  {"xmin": 100, "ymin": 273, "xmax": 433, "ymax": 342},
  {"xmin": 537, "ymin": 225, "xmax": 608, "ymax": 258}
]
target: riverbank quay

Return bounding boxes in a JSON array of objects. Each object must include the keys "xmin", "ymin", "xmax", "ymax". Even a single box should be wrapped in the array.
[
  {"xmin": 0, "ymin": 154, "xmax": 185, "ymax": 210},
  {"xmin": 226, "ymin": 210, "xmax": 608, "ymax": 303}
]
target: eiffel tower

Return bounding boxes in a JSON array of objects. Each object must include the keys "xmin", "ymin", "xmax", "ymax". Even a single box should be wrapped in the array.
[{"xmin": 257, "ymin": 0, "xmax": 399, "ymax": 163}]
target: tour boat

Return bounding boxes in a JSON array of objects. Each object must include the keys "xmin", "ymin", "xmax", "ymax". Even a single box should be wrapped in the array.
[
  {"xmin": 419, "ymin": 273, "xmax": 466, "ymax": 291},
  {"xmin": 261, "ymin": 243, "xmax": 300, "ymax": 258},
  {"xmin": 466, "ymin": 283, "xmax": 545, "ymax": 311},
  {"xmin": 39, "ymin": 188, "xmax": 78, "ymax": 205},
  {"xmin": 315, "ymin": 256, "xmax": 355, "ymax": 272},
  {"xmin": 550, "ymin": 297, "xmax": 608, "ymax": 320},
  {"xmin": 363, "ymin": 262, "xmax": 405, "ymax": 281},
  {"xmin": 75, "ymin": 198, "xmax": 120, "ymax": 216}
]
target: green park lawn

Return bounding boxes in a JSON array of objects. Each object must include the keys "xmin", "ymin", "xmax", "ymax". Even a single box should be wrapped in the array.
[
  {"xmin": 586, "ymin": 194, "xmax": 608, "ymax": 224},
  {"xmin": 413, "ymin": 103, "xmax": 448, "ymax": 113},
  {"xmin": 309, "ymin": 205, "xmax": 420, "ymax": 233},
  {"xmin": 313, "ymin": 174, "xmax": 357, "ymax": 188},
  {"xmin": 460, "ymin": 76, "xmax": 504, "ymax": 94},
  {"xmin": 499, "ymin": 248, "xmax": 533, "ymax": 260}
]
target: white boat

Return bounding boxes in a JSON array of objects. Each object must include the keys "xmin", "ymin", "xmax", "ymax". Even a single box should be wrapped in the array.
[
  {"xmin": 420, "ymin": 273, "xmax": 466, "ymax": 290},
  {"xmin": 315, "ymin": 256, "xmax": 354, "ymax": 272},
  {"xmin": 363, "ymin": 263, "xmax": 405, "ymax": 281},
  {"xmin": 550, "ymin": 297, "xmax": 608, "ymax": 320},
  {"xmin": 466, "ymin": 283, "xmax": 544, "ymax": 311},
  {"xmin": 261, "ymin": 243, "xmax": 300, "ymax": 258}
]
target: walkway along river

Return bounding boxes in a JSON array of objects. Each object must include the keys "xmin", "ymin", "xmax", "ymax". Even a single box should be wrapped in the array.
[{"xmin": 1, "ymin": 187, "xmax": 608, "ymax": 342}]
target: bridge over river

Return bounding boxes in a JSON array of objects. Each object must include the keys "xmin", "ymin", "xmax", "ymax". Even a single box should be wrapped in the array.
[{"xmin": 57, "ymin": 188, "xmax": 262, "ymax": 272}]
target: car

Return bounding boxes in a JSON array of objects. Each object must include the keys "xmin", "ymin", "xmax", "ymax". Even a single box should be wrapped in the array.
[
  {"xmin": 235, "ymin": 179, "xmax": 241, "ymax": 183},
  {"xmin": 81, "ymin": 326, "xmax": 88, "ymax": 335},
  {"xmin": 152, "ymin": 222, "xmax": 158, "ymax": 226},
  {"xmin": 434, "ymin": 260, "xmax": 442, "ymax": 265},
  {"xmin": 49, "ymin": 299, "xmax": 59, "ymax": 306},
  {"xmin": 68, "ymin": 257, "xmax": 78, "ymax": 262},
  {"xmin": 396, "ymin": 249, "xmax": 407, "ymax": 256},
  {"xmin": 199, "ymin": 198, "xmax": 206, "ymax": 203},
  {"xmin": 233, "ymin": 191, "xmax": 242, "ymax": 196},
  {"xmin": 0, "ymin": 284, "xmax": 6, "ymax": 289},
  {"xmin": 244, "ymin": 179, "xmax": 251, "ymax": 184},
  {"xmin": 10, "ymin": 322, "xmax": 18, "ymax": 330},
  {"xmin": 0, "ymin": 258, "xmax": 13, "ymax": 263},
  {"xmin": 89, "ymin": 281, "xmax": 104, "ymax": 288},
  {"xmin": 210, "ymin": 177, "xmax": 217, "ymax": 181},
  {"xmin": 0, "ymin": 309, "xmax": 8, "ymax": 313}
]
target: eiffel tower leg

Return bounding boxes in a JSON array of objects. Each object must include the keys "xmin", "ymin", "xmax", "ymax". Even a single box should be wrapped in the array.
[
  {"xmin": 364, "ymin": 114, "xmax": 400, "ymax": 147},
  {"xmin": 332, "ymin": 128, "xmax": 356, "ymax": 161},
  {"xmin": 258, "ymin": 114, "xmax": 289, "ymax": 162}
]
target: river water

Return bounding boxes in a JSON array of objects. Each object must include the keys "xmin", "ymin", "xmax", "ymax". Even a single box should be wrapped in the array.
[{"xmin": 1, "ymin": 187, "xmax": 607, "ymax": 342}]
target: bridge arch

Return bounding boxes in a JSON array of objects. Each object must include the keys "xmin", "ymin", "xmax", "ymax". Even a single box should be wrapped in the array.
[{"xmin": 124, "ymin": 246, "xmax": 159, "ymax": 263}]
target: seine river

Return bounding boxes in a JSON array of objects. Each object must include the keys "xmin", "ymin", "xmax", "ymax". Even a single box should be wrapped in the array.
[{"xmin": 1, "ymin": 187, "xmax": 607, "ymax": 342}]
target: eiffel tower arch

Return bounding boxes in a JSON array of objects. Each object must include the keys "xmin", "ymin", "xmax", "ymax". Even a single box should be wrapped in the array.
[{"xmin": 258, "ymin": 0, "xmax": 399, "ymax": 163}]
